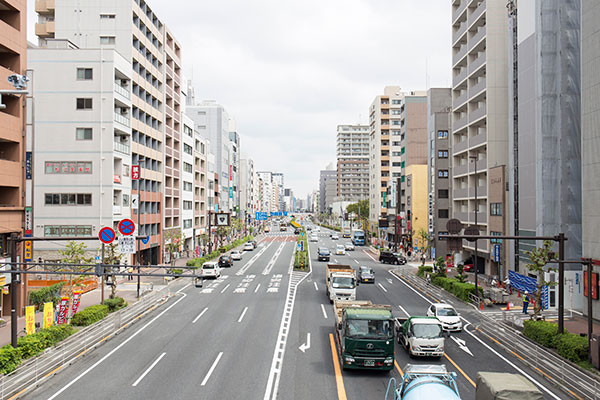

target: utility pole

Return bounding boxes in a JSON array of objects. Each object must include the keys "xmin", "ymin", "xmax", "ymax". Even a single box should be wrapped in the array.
[
  {"xmin": 10, "ymin": 234, "xmax": 18, "ymax": 348},
  {"xmin": 470, "ymin": 154, "xmax": 479, "ymax": 296},
  {"xmin": 208, "ymin": 211, "xmax": 213, "ymax": 254},
  {"xmin": 558, "ymin": 232, "xmax": 565, "ymax": 334},
  {"xmin": 395, "ymin": 177, "xmax": 401, "ymax": 252}
]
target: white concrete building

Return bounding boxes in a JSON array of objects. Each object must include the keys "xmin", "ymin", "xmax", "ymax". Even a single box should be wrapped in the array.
[
  {"xmin": 29, "ymin": 42, "xmax": 132, "ymax": 259},
  {"xmin": 181, "ymin": 115, "xmax": 195, "ymax": 253}
]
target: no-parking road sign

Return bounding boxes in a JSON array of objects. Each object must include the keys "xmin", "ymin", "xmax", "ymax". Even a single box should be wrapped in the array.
[
  {"xmin": 118, "ymin": 219, "xmax": 136, "ymax": 236},
  {"xmin": 99, "ymin": 227, "xmax": 116, "ymax": 244}
]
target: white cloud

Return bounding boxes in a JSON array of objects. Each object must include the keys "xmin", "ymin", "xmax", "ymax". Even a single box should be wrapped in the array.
[{"xmin": 27, "ymin": 0, "xmax": 451, "ymax": 198}]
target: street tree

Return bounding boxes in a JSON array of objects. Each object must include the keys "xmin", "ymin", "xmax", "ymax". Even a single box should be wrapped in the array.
[
  {"xmin": 415, "ymin": 228, "xmax": 432, "ymax": 265},
  {"xmin": 346, "ymin": 199, "xmax": 369, "ymax": 220},
  {"xmin": 525, "ymin": 240, "xmax": 557, "ymax": 319},
  {"xmin": 164, "ymin": 228, "xmax": 184, "ymax": 267},
  {"xmin": 103, "ymin": 242, "xmax": 122, "ymax": 299}
]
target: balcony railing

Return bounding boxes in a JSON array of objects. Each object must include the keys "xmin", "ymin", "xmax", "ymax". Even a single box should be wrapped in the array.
[
  {"xmin": 468, "ymin": 0, "xmax": 486, "ymax": 27},
  {"xmin": 453, "ymin": 68, "xmax": 468, "ymax": 88},
  {"xmin": 470, "ymin": 133, "xmax": 487, "ymax": 148},
  {"xmin": 452, "ymin": 0, "xmax": 468, "ymax": 24},
  {"xmin": 453, "ymin": 114, "xmax": 468, "ymax": 131},
  {"xmin": 469, "ymin": 104, "xmax": 487, "ymax": 123},
  {"xmin": 469, "ymin": 26, "xmax": 486, "ymax": 52},
  {"xmin": 469, "ymin": 77, "xmax": 486, "ymax": 98},
  {"xmin": 468, "ymin": 51, "xmax": 486, "ymax": 76},
  {"xmin": 453, "ymin": 45, "xmax": 468, "ymax": 66},
  {"xmin": 114, "ymin": 83, "xmax": 130, "ymax": 99},
  {"xmin": 114, "ymin": 112, "xmax": 130, "ymax": 127},
  {"xmin": 113, "ymin": 141, "xmax": 130, "ymax": 154}
]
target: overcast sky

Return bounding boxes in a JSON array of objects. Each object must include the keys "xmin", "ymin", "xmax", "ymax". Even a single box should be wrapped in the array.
[{"xmin": 28, "ymin": 0, "xmax": 451, "ymax": 199}]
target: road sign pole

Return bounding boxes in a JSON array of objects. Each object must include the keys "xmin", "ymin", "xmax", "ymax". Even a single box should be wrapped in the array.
[
  {"xmin": 101, "ymin": 243, "xmax": 105, "ymax": 305},
  {"xmin": 10, "ymin": 233, "xmax": 18, "ymax": 348},
  {"xmin": 137, "ymin": 203, "xmax": 141, "ymax": 299}
]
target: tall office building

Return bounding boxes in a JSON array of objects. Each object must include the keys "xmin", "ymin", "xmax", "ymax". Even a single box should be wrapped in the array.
[
  {"xmin": 336, "ymin": 124, "xmax": 369, "ymax": 202},
  {"xmin": 427, "ymin": 88, "xmax": 452, "ymax": 259},
  {"xmin": 319, "ymin": 168, "xmax": 337, "ymax": 214},
  {"xmin": 36, "ymin": 0, "xmax": 181, "ymax": 264},
  {"xmin": 239, "ymin": 158, "xmax": 255, "ymax": 223},
  {"xmin": 581, "ymin": 0, "xmax": 597, "ymax": 319},
  {"xmin": 0, "ymin": 0, "xmax": 27, "ymax": 317},
  {"xmin": 451, "ymin": 0, "xmax": 509, "ymax": 274}
]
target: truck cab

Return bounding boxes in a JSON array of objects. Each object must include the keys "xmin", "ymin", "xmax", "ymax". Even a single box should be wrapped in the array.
[
  {"xmin": 326, "ymin": 264, "xmax": 357, "ymax": 302},
  {"xmin": 335, "ymin": 301, "xmax": 395, "ymax": 371},
  {"xmin": 395, "ymin": 317, "xmax": 445, "ymax": 358}
]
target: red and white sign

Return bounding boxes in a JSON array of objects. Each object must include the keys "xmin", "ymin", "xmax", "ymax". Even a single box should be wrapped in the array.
[
  {"xmin": 132, "ymin": 165, "xmax": 140, "ymax": 180},
  {"xmin": 71, "ymin": 291, "xmax": 82, "ymax": 315},
  {"xmin": 57, "ymin": 297, "xmax": 69, "ymax": 324},
  {"xmin": 113, "ymin": 174, "xmax": 121, "ymax": 184},
  {"xmin": 229, "ymin": 165, "xmax": 233, "ymax": 181}
]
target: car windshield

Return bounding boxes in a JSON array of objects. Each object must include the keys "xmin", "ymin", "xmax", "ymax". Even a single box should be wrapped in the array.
[
  {"xmin": 361, "ymin": 268, "xmax": 373, "ymax": 275},
  {"xmin": 203, "ymin": 264, "xmax": 216, "ymax": 269},
  {"xmin": 332, "ymin": 277, "xmax": 355, "ymax": 288},
  {"xmin": 412, "ymin": 323, "xmax": 443, "ymax": 338},
  {"xmin": 347, "ymin": 319, "xmax": 392, "ymax": 339},
  {"xmin": 320, "ymin": 249, "xmax": 329, "ymax": 254},
  {"xmin": 437, "ymin": 308, "xmax": 458, "ymax": 317}
]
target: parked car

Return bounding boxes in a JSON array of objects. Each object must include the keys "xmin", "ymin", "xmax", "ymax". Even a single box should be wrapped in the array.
[
  {"xmin": 294, "ymin": 228, "xmax": 300, "ymax": 234},
  {"xmin": 201, "ymin": 261, "xmax": 221, "ymax": 278},
  {"xmin": 230, "ymin": 250, "xmax": 242, "ymax": 261},
  {"xmin": 307, "ymin": 226, "xmax": 312, "ymax": 231},
  {"xmin": 331, "ymin": 234, "xmax": 339, "ymax": 240},
  {"xmin": 250, "ymin": 239, "xmax": 257, "ymax": 247},
  {"xmin": 335, "ymin": 244, "xmax": 345, "ymax": 255},
  {"xmin": 344, "ymin": 242, "xmax": 355, "ymax": 251},
  {"xmin": 379, "ymin": 251, "xmax": 407, "ymax": 265},
  {"xmin": 426, "ymin": 303, "xmax": 462, "ymax": 332},
  {"xmin": 243, "ymin": 242, "xmax": 255, "ymax": 251},
  {"xmin": 218, "ymin": 255, "xmax": 233, "ymax": 268},
  {"xmin": 318, "ymin": 247, "xmax": 331, "ymax": 261},
  {"xmin": 358, "ymin": 266, "xmax": 375, "ymax": 283}
]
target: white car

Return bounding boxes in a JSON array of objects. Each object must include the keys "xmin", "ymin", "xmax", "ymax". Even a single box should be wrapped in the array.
[
  {"xmin": 335, "ymin": 245, "xmax": 345, "ymax": 255},
  {"xmin": 243, "ymin": 242, "xmax": 254, "ymax": 251},
  {"xmin": 344, "ymin": 242, "xmax": 355, "ymax": 251},
  {"xmin": 230, "ymin": 250, "xmax": 242, "ymax": 260},
  {"xmin": 310, "ymin": 234, "xmax": 319, "ymax": 242},
  {"xmin": 331, "ymin": 234, "xmax": 339, "ymax": 240},
  {"xmin": 426, "ymin": 303, "xmax": 462, "ymax": 332},
  {"xmin": 201, "ymin": 262, "xmax": 221, "ymax": 279}
]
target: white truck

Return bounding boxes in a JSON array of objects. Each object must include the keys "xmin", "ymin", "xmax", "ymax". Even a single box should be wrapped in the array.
[
  {"xmin": 395, "ymin": 316, "xmax": 445, "ymax": 358},
  {"xmin": 326, "ymin": 264, "xmax": 357, "ymax": 303}
]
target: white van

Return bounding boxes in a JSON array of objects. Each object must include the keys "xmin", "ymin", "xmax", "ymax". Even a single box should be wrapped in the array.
[{"xmin": 201, "ymin": 261, "xmax": 221, "ymax": 279}]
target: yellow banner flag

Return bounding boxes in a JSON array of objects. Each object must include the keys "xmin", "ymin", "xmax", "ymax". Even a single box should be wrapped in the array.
[
  {"xmin": 25, "ymin": 305, "xmax": 35, "ymax": 335},
  {"xmin": 43, "ymin": 302, "xmax": 54, "ymax": 329}
]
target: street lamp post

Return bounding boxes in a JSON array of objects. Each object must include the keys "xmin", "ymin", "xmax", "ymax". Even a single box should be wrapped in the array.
[{"xmin": 470, "ymin": 154, "xmax": 479, "ymax": 297}]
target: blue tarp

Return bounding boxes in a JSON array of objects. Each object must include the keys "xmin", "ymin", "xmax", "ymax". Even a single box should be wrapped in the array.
[{"xmin": 508, "ymin": 270, "xmax": 549, "ymax": 310}]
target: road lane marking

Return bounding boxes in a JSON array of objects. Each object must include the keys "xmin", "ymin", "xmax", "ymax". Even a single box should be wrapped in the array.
[
  {"xmin": 255, "ymin": 283, "xmax": 261, "ymax": 293},
  {"xmin": 328, "ymin": 333, "xmax": 348, "ymax": 400},
  {"xmin": 132, "ymin": 352, "xmax": 166, "ymax": 387},
  {"xmin": 377, "ymin": 283, "xmax": 388, "ymax": 293},
  {"xmin": 394, "ymin": 360, "xmax": 404, "ymax": 376},
  {"xmin": 220, "ymin": 284, "xmax": 230, "ymax": 293},
  {"xmin": 263, "ymin": 242, "xmax": 286, "ymax": 275},
  {"xmin": 443, "ymin": 353, "xmax": 475, "ymax": 387},
  {"xmin": 201, "ymin": 352, "xmax": 223, "ymax": 386},
  {"xmin": 397, "ymin": 305, "xmax": 411, "ymax": 317},
  {"xmin": 321, "ymin": 304, "xmax": 328, "ymax": 319},
  {"xmin": 314, "ymin": 282, "xmax": 318, "ymax": 291},
  {"xmin": 363, "ymin": 250, "xmax": 377, "ymax": 262},
  {"xmin": 47, "ymin": 288, "xmax": 188, "ymax": 400},
  {"xmin": 389, "ymin": 270, "xmax": 562, "ymax": 400},
  {"xmin": 238, "ymin": 307, "xmax": 249, "ymax": 323},
  {"xmin": 354, "ymin": 260, "xmax": 359, "ymax": 264},
  {"xmin": 193, "ymin": 307, "xmax": 208, "ymax": 324}
]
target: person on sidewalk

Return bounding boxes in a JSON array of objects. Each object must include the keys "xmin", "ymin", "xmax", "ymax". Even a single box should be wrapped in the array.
[{"xmin": 522, "ymin": 291, "xmax": 529, "ymax": 314}]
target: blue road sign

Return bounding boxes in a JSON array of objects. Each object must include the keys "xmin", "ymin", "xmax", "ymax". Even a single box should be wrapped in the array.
[
  {"xmin": 493, "ymin": 244, "xmax": 501, "ymax": 262},
  {"xmin": 118, "ymin": 219, "xmax": 136, "ymax": 236},
  {"xmin": 283, "ymin": 212, "xmax": 288, "ymax": 216},
  {"xmin": 141, "ymin": 236, "xmax": 150, "ymax": 244},
  {"xmin": 99, "ymin": 227, "xmax": 116, "ymax": 244},
  {"xmin": 255, "ymin": 212, "xmax": 268, "ymax": 221},
  {"xmin": 414, "ymin": 246, "xmax": 418, "ymax": 251},
  {"xmin": 300, "ymin": 232, "xmax": 305, "ymax": 236},
  {"xmin": 432, "ymin": 247, "xmax": 436, "ymax": 259}
]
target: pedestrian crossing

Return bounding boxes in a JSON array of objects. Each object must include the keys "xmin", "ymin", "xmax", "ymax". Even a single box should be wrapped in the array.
[{"xmin": 197, "ymin": 274, "xmax": 286, "ymax": 295}]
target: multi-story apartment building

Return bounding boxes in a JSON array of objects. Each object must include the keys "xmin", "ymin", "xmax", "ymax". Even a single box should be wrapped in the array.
[
  {"xmin": 319, "ymin": 168, "xmax": 337, "ymax": 214},
  {"xmin": 272, "ymin": 172, "xmax": 284, "ymax": 211},
  {"xmin": 336, "ymin": 124, "xmax": 369, "ymax": 202},
  {"xmin": 181, "ymin": 115, "xmax": 195, "ymax": 255},
  {"xmin": 36, "ymin": 0, "xmax": 176, "ymax": 265},
  {"xmin": 427, "ymin": 88, "xmax": 452, "ymax": 259},
  {"xmin": 451, "ymin": 0, "xmax": 508, "ymax": 274},
  {"xmin": 239, "ymin": 158, "xmax": 254, "ymax": 225},
  {"xmin": 582, "ymin": 0, "xmax": 600, "ymax": 320},
  {"xmin": 229, "ymin": 131, "xmax": 240, "ymax": 216},
  {"xmin": 192, "ymin": 134, "xmax": 208, "ymax": 248},
  {"xmin": 0, "ymin": 0, "xmax": 27, "ymax": 317},
  {"xmin": 29, "ymin": 43, "xmax": 133, "ymax": 261}
]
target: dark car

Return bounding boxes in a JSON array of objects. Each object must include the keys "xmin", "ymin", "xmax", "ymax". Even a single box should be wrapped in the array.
[
  {"xmin": 379, "ymin": 251, "xmax": 407, "ymax": 265},
  {"xmin": 317, "ymin": 247, "xmax": 331, "ymax": 262},
  {"xmin": 358, "ymin": 266, "xmax": 375, "ymax": 283},
  {"xmin": 218, "ymin": 255, "xmax": 233, "ymax": 268},
  {"xmin": 294, "ymin": 228, "xmax": 300, "ymax": 234}
]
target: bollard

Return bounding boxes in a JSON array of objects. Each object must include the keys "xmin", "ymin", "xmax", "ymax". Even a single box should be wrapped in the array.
[
  {"xmin": 506, "ymin": 301, "xmax": 510, "ymax": 311},
  {"xmin": 480, "ymin": 300, "xmax": 484, "ymax": 311}
]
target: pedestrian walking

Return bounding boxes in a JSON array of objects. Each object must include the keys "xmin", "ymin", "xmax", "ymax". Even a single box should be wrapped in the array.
[{"xmin": 522, "ymin": 291, "xmax": 529, "ymax": 314}]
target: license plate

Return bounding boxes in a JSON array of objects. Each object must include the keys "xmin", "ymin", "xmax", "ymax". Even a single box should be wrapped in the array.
[
  {"xmin": 364, "ymin": 279, "xmax": 369, "ymax": 281},
  {"xmin": 364, "ymin": 360, "xmax": 375, "ymax": 367}
]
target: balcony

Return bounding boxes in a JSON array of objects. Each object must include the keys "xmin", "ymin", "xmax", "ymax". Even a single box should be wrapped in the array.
[
  {"xmin": 453, "ymin": 188, "xmax": 469, "ymax": 199},
  {"xmin": 468, "ymin": 51, "xmax": 486, "ymax": 76},
  {"xmin": 453, "ymin": 45, "xmax": 468, "ymax": 66},
  {"xmin": 453, "ymin": 211, "xmax": 469, "ymax": 223},
  {"xmin": 469, "ymin": 105, "xmax": 487, "ymax": 125},
  {"xmin": 453, "ymin": 114, "xmax": 468, "ymax": 132},
  {"xmin": 35, "ymin": 0, "xmax": 56, "ymax": 13},
  {"xmin": 453, "ymin": 68, "xmax": 468, "ymax": 88},
  {"xmin": 35, "ymin": 22, "xmax": 55, "ymax": 37},
  {"xmin": 469, "ymin": 77, "xmax": 486, "ymax": 98},
  {"xmin": 469, "ymin": 26, "xmax": 486, "ymax": 52},
  {"xmin": 0, "ymin": 111, "xmax": 21, "ymax": 143},
  {"xmin": 0, "ymin": 159, "xmax": 20, "ymax": 187},
  {"xmin": 114, "ymin": 112, "xmax": 130, "ymax": 127},
  {"xmin": 453, "ymin": 163, "xmax": 469, "ymax": 176},
  {"xmin": 452, "ymin": 22, "xmax": 468, "ymax": 45},
  {"xmin": 452, "ymin": 0, "xmax": 468, "ymax": 24},
  {"xmin": 453, "ymin": 91, "xmax": 468, "ymax": 109},
  {"xmin": 470, "ymin": 133, "xmax": 487, "ymax": 148},
  {"xmin": 469, "ymin": 185, "xmax": 487, "ymax": 198},
  {"xmin": 113, "ymin": 141, "xmax": 130, "ymax": 154},
  {"xmin": 468, "ymin": 0, "xmax": 486, "ymax": 27},
  {"xmin": 453, "ymin": 137, "xmax": 469, "ymax": 154},
  {"xmin": 114, "ymin": 83, "xmax": 130, "ymax": 99},
  {"xmin": 113, "ymin": 205, "xmax": 122, "ymax": 215}
]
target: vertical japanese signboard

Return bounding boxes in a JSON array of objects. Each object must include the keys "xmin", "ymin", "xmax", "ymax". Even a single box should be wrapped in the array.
[
  {"xmin": 25, "ymin": 306, "xmax": 35, "ymax": 335},
  {"xmin": 72, "ymin": 291, "xmax": 83, "ymax": 315},
  {"xmin": 132, "ymin": 165, "xmax": 140, "ymax": 180},
  {"xmin": 43, "ymin": 302, "xmax": 54, "ymax": 329},
  {"xmin": 57, "ymin": 297, "xmax": 70, "ymax": 324}
]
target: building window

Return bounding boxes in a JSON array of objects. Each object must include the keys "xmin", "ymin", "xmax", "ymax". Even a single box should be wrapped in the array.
[
  {"xmin": 391, "ymin": 120, "xmax": 401, "ymax": 126},
  {"xmin": 183, "ymin": 219, "xmax": 193, "ymax": 229},
  {"xmin": 438, "ymin": 209, "xmax": 449, "ymax": 218},
  {"xmin": 100, "ymin": 14, "xmax": 116, "ymax": 19},
  {"xmin": 184, "ymin": 125, "xmax": 193, "ymax": 137},
  {"xmin": 392, "ymin": 99, "xmax": 401, "ymax": 105},
  {"xmin": 184, "ymin": 143, "xmax": 193, "ymax": 155},
  {"xmin": 76, "ymin": 128, "xmax": 93, "ymax": 140},
  {"xmin": 45, "ymin": 161, "xmax": 92, "ymax": 174},
  {"xmin": 438, "ymin": 130, "xmax": 448, "ymax": 139},
  {"xmin": 438, "ymin": 170, "xmax": 449, "ymax": 178},
  {"xmin": 183, "ymin": 200, "xmax": 193, "ymax": 210},
  {"xmin": 44, "ymin": 225, "xmax": 93, "ymax": 237},
  {"xmin": 122, "ymin": 194, "xmax": 129, "ymax": 207},
  {"xmin": 438, "ymin": 189, "xmax": 449, "ymax": 199},
  {"xmin": 490, "ymin": 203, "xmax": 503, "ymax": 216},
  {"xmin": 438, "ymin": 150, "xmax": 448, "ymax": 158},
  {"xmin": 100, "ymin": 36, "xmax": 116, "ymax": 45},
  {"xmin": 76, "ymin": 98, "xmax": 93, "ymax": 110},
  {"xmin": 183, "ymin": 162, "xmax": 193, "ymax": 173},
  {"xmin": 438, "ymin": 231, "xmax": 449, "ymax": 241},
  {"xmin": 76, "ymin": 68, "xmax": 93, "ymax": 80},
  {"xmin": 183, "ymin": 181, "xmax": 193, "ymax": 191}
]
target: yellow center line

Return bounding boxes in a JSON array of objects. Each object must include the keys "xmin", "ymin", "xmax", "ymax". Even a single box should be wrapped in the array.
[
  {"xmin": 329, "ymin": 333, "xmax": 348, "ymax": 400},
  {"xmin": 394, "ymin": 360, "xmax": 404, "ymax": 376},
  {"xmin": 443, "ymin": 353, "xmax": 476, "ymax": 388}
]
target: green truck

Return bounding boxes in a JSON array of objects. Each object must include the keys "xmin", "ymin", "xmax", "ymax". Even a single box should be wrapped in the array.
[{"xmin": 334, "ymin": 300, "xmax": 395, "ymax": 371}]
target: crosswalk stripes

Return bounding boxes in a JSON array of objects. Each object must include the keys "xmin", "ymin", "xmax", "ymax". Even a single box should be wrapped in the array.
[{"xmin": 198, "ymin": 273, "xmax": 286, "ymax": 295}]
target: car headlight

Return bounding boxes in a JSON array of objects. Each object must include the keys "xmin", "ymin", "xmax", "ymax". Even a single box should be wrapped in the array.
[
  {"xmin": 384, "ymin": 357, "xmax": 393, "ymax": 364},
  {"xmin": 345, "ymin": 356, "xmax": 355, "ymax": 363}
]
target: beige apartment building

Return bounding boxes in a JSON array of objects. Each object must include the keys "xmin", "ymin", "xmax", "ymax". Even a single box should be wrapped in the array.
[
  {"xmin": 451, "ymin": 0, "xmax": 508, "ymax": 274},
  {"xmin": 336, "ymin": 124, "xmax": 369, "ymax": 202}
]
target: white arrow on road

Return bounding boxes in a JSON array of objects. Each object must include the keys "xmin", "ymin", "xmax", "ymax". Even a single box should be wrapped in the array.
[
  {"xmin": 299, "ymin": 333, "xmax": 311, "ymax": 353},
  {"xmin": 451, "ymin": 336, "xmax": 474, "ymax": 357}
]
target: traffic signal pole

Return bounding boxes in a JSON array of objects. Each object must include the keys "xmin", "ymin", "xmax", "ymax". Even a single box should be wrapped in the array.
[{"xmin": 10, "ymin": 233, "xmax": 18, "ymax": 348}]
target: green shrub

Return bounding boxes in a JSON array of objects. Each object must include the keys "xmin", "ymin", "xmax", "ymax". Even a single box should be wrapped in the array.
[
  {"xmin": 431, "ymin": 276, "xmax": 482, "ymax": 301},
  {"xmin": 104, "ymin": 297, "xmax": 127, "ymax": 312},
  {"xmin": 0, "ymin": 345, "xmax": 21, "ymax": 374},
  {"xmin": 71, "ymin": 305, "xmax": 109, "ymax": 326},
  {"xmin": 29, "ymin": 282, "xmax": 65, "ymax": 309},
  {"xmin": 417, "ymin": 266, "xmax": 433, "ymax": 277},
  {"xmin": 523, "ymin": 320, "xmax": 559, "ymax": 348},
  {"xmin": 556, "ymin": 333, "xmax": 589, "ymax": 364},
  {"xmin": 16, "ymin": 336, "xmax": 45, "ymax": 359}
]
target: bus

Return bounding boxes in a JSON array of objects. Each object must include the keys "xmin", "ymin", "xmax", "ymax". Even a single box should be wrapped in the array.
[{"xmin": 352, "ymin": 229, "xmax": 365, "ymax": 246}]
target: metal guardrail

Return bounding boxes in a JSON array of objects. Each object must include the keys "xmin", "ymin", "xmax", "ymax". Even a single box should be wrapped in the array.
[
  {"xmin": 477, "ymin": 312, "xmax": 600, "ymax": 400},
  {"xmin": 396, "ymin": 268, "xmax": 444, "ymax": 300},
  {"xmin": 0, "ymin": 285, "xmax": 171, "ymax": 399}
]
